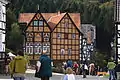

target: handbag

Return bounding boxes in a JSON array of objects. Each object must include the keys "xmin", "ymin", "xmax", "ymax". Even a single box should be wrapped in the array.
[{"xmin": 35, "ymin": 61, "xmax": 41, "ymax": 78}]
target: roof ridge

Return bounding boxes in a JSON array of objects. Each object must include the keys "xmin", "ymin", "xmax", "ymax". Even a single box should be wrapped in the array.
[{"xmin": 47, "ymin": 13, "xmax": 66, "ymax": 22}]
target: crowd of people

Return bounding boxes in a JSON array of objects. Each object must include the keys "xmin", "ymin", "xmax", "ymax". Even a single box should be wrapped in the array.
[
  {"xmin": 62, "ymin": 60, "xmax": 99, "ymax": 78},
  {"xmin": 4, "ymin": 50, "xmax": 120, "ymax": 80}
]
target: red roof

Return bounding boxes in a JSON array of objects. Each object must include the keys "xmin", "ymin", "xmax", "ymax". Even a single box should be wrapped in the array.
[
  {"xmin": 47, "ymin": 13, "xmax": 66, "ymax": 30},
  {"xmin": 18, "ymin": 12, "xmax": 81, "ymax": 30}
]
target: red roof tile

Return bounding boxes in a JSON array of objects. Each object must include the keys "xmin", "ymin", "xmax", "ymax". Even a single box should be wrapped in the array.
[
  {"xmin": 47, "ymin": 13, "xmax": 66, "ymax": 30},
  {"xmin": 18, "ymin": 12, "xmax": 81, "ymax": 30},
  {"xmin": 69, "ymin": 13, "xmax": 80, "ymax": 30}
]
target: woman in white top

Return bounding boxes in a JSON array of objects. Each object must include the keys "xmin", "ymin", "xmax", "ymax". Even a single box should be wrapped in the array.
[{"xmin": 63, "ymin": 67, "xmax": 75, "ymax": 80}]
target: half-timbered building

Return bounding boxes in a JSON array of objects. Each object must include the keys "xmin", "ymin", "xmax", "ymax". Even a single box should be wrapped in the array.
[
  {"xmin": 0, "ymin": 0, "xmax": 8, "ymax": 73},
  {"xmin": 18, "ymin": 11, "xmax": 83, "ymax": 61}
]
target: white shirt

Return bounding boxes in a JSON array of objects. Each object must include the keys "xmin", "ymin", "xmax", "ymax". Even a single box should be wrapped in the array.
[{"xmin": 67, "ymin": 74, "xmax": 75, "ymax": 80}]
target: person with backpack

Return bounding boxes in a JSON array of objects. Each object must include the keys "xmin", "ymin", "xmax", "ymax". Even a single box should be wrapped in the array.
[
  {"xmin": 107, "ymin": 59, "xmax": 116, "ymax": 80},
  {"xmin": 36, "ymin": 50, "xmax": 52, "ymax": 80},
  {"xmin": 9, "ymin": 50, "xmax": 28, "ymax": 80}
]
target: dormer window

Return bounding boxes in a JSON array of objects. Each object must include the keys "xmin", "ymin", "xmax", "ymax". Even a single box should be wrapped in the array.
[{"xmin": 39, "ymin": 20, "xmax": 43, "ymax": 26}]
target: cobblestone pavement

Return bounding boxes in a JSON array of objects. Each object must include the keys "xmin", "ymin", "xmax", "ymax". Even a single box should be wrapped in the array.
[{"xmin": 0, "ymin": 69, "xmax": 108, "ymax": 80}]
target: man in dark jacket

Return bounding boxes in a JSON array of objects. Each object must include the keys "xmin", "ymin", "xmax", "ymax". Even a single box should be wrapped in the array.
[
  {"xmin": 67, "ymin": 59, "xmax": 73, "ymax": 68},
  {"xmin": 115, "ymin": 61, "xmax": 120, "ymax": 80},
  {"xmin": 38, "ymin": 50, "xmax": 52, "ymax": 80}
]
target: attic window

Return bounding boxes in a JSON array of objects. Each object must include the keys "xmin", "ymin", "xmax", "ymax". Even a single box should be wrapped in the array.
[
  {"xmin": 33, "ymin": 20, "xmax": 38, "ymax": 26},
  {"xmin": 39, "ymin": 20, "xmax": 43, "ymax": 26}
]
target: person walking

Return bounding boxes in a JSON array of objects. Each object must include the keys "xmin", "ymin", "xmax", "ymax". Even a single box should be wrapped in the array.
[
  {"xmin": 63, "ymin": 67, "xmax": 75, "ymax": 80},
  {"xmin": 67, "ymin": 59, "xmax": 73, "ymax": 68},
  {"xmin": 73, "ymin": 61, "xmax": 79, "ymax": 75},
  {"xmin": 89, "ymin": 63, "xmax": 95, "ymax": 75},
  {"xmin": 9, "ymin": 50, "xmax": 28, "ymax": 80},
  {"xmin": 37, "ymin": 50, "xmax": 52, "ymax": 80},
  {"xmin": 107, "ymin": 59, "xmax": 116, "ymax": 80},
  {"xmin": 115, "ymin": 61, "xmax": 120, "ymax": 80},
  {"xmin": 82, "ymin": 61, "xmax": 88, "ymax": 78}
]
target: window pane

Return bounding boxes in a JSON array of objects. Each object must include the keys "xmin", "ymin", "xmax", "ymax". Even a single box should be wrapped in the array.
[
  {"xmin": 39, "ymin": 21, "xmax": 43, "ymax": 26},
  {"xmin": 57, "ymin": 33, "xmax": 61, "ymax": 39},
  {"xmin": 72, "ymin": 34, "xmax": 76, "ymax": 39},
  {"xmin": 33, "ymin": 21, "xmax": 38, "ymax": 26},
  {"xmin": 61, "ymin": 48, "xmax": 65, "ymax": 55},
  {"xmin": 68, "ymin": 48, "xmax": 71, "ymax": 56}
]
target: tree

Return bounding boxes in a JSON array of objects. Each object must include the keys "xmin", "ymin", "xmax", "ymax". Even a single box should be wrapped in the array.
[{"xmin": 7, "ymin": 23, "xmax": 24, "ymax": 52}]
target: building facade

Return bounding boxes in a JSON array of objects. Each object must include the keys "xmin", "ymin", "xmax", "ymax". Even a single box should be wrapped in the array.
[
  {"xmin": 0, "ymin": 0, "xmax": 8, "ymax": 59},
  {"xmin": 18, "ymin": 11, "xmax": 83, "ymax": 61},
  {"xmin": 114, "ymin": 0, "xmax": 120, "ymax": 63},
  {"xmin": 81, "ymin": 24, "xmax": 96, "ymax": 61}
]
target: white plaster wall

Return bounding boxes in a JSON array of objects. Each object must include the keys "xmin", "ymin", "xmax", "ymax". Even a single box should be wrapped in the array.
[{"xmin": 0, "ymin": 1, "xmax": 6, "ymax": 52}]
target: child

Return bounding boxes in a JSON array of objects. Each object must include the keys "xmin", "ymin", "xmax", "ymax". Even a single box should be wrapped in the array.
[{"xmin": 63, "ymin": 67, "xmax": 75, "ymax": 80}]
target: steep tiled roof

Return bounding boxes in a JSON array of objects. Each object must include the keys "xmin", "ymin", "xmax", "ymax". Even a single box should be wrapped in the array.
[
  {"xmin": 47, "ymin": 13, "xmax": 66, "ymax": 30},
  {"xmin": 18, "ymin": 12, "xmax": 81, "ymax": 30},
  {"xmin": 18, "ymin": 13, "xmax": 35, "ymax": 24},
  {"xmin": 69, "ymin": 13, "xmax": 80, "ymax": 30}
]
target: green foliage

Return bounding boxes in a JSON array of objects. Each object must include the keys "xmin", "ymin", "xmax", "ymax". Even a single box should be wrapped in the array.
[
  {"xmin": 91, "ymin": 51, "xmax": 108, "ymax": 67},
  {"xmin": 7, "ymin": 23, "xmax": 24, "ymax": 52},
  {"xmin": 5, "ymin": 48, "xmax": 15, "ymax": 54}
]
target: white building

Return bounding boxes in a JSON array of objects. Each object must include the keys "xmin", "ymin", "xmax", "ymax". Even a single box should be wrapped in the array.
[
  {"xmin": 0, "ymin": 0, "xmax": 8, "ymax": 53},
  {"xmin": 115, "ymin": 0, "xmax": 120, "ymax": 63},
  {"xmin": 81, "ymin": 24, "xmax": 96, "ymax": 61}
]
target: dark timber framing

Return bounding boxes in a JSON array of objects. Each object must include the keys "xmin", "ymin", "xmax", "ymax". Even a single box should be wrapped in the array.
[{"xmin": 23, "ymin": 11, "xmax": 83, "ymax": 61}]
